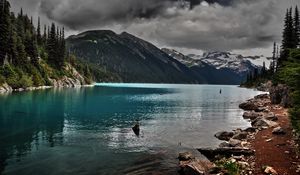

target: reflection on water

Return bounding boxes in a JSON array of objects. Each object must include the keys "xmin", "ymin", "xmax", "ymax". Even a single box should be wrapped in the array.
[{"xmin": 0, "ymin": 84, "xmax": 262, "ymax": 175}]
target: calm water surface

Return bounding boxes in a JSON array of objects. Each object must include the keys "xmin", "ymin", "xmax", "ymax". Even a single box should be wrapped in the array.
[{"xmin": 0, "ymin": 84, "xmax": 263, "ymax": 175}]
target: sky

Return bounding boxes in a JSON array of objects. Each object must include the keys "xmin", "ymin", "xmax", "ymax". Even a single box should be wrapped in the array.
[{"xmin": 10, "ymin": 0, "xmax": 300, "ymax": 57}]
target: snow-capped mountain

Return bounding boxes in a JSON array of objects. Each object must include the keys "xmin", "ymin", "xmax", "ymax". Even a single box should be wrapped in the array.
[
  {"xmin": 188, "ymin": 51, "xmax": 260, "ymax": 74},
  {"xmin": 162, "ymin": 48, "xmax": 263, "ymax": 84}
]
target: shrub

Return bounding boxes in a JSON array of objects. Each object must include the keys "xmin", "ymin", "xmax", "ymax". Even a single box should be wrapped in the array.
[
  {"xmin": 19, "ymin": 74, "xmax": 33, "ymax": 88},
  {"xmin": 0, "ymin": 75, "xmax": 5, "ymax": 85}
]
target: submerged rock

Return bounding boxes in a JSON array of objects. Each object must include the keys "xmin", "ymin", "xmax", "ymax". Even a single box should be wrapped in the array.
[{"xmin": 178, "ymin": 152, "xmax": 194, "ymax": 161}]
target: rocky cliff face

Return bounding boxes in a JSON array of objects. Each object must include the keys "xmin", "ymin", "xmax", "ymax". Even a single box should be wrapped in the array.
[
  {"xmin": 0, "ymin": 64, "xmax": 89, "ymax": 93},
  {"xmin": 0, "ymin": 83, "xmax": 13, "ymax": 93},
  {"xmin": 269, "ymin": 84, "xmax": 292, "ymax": 107},
  {"xmin": 50, "ymin": 64, "xmax": 87, "ymax": 87}
]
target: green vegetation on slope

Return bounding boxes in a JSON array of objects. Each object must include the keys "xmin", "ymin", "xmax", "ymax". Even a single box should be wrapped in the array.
[
  {"xmin": 275, "ymin": 49, "xmax": 300, "ymax": 132},
  {"xmin": 0, "ymin": 0, "xmax": 116, "ymax": 89}
]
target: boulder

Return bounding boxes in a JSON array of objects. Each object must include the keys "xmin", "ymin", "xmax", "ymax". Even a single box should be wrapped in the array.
[
  {"xmin": 264, "ymin": 112, "xmax": 278, "ymax": 121},
  {"xmin": 244, "ymin": 127, "xmax": 257, "ymax": 133},
  {"xmin": 251, "ymin": 117, "xmax": 278, "ymax": 129},
  {"xmin": 254, "ymin": 93, "xmax": 270, "ymax": 99},
  {"xmin": 272, "ymin": 127, "xmax": 286, "ymax": 135},
  {"xmin": 219, "ymin": 142, "xmax": 230, "ymax": 148},
  {"xmin": 269, "ymin": 84, "xmax": 292, "ymax": 107},
  {"xmin": 228, "ymin": 139, "xmax": 242, "ymax": 147},
  {"xmin": 264, "ymin": 166, "xmax": 278, "ymax": 175},
  {"xmin": 197, "ymin": 147, "xmax": 254, "ymax": 161},
  {"xmin": 239, "ymin": 101, "xmax": 258, "ymax": 111},
  {"xmin": 179, "ymin": 159, "xmax": 215, "ymax": 175},
  {"xmin": 178, "ymin": 152, "xmax": 194, "ymax": 161},
  {"xmin": 0, "ymin": 83, "xmax": 12, "ymax": 93},
  {"xmin": 243, "ymin": 111, "xmax": 263, "ymax": 120},
  {"xmin": 214, "ymin": 131, "xmax": 234, "ymax": 141},
  {"xmin": 232, "ymin": 132, "xmax": 248, "ymax": 140},
  {"xmin": 255, "ymin": 107, "xmax": 268, "ymax": 112}
]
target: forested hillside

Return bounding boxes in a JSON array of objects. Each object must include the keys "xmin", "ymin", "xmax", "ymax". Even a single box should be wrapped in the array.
[{"xmin": 0, "ymin": 0, "xmax": 118, "ymax": 90}]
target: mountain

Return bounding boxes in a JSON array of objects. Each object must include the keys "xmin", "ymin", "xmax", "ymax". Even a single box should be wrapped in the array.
[
  {"xmin": 188, "ymin": 51, "xmax": 260, "ymax": 74},
  {"xmin": 162, "ymin": 49, "xmax": 260, "ymax": 84},
  {"xmin": 66, "ymin": 30, "xmax": 198, "ymax": 83}
]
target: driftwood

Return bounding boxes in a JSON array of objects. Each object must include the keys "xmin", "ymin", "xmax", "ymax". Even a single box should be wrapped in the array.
[{"xmin": 197, "ymin": 147, "xmax": 254, "ymax": 160}]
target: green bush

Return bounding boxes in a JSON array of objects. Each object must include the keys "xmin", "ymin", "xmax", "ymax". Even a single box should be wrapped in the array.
[
  {"xmin": 19, "ymin": 74, "xmax": 33, "ymax": 88},
  {"xmin": 223, "ymin": 161, "xmax": 240, "ymax": 175},
  {"xmin": 0, "ymin": 75, "xmax": 5, "ymax": 85}
]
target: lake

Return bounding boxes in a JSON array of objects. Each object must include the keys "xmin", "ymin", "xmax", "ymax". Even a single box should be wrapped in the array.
[{"xmin": 0, "ymin": 84, "xmax": 263, "ymax": 175}]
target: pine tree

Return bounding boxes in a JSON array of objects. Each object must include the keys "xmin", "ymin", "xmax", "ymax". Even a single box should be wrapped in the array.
[
  {"xmin": 36, "ymin": 17, "xmax": 42, "ymax": 46},
  {"xmin": 47, "ymin": 23, "xmax": 57, "ymax": 66},
  {"xmin": 0, "ymin": 0, "xmax": 11, "ymax": 65},
  {"xmin": 42, "ymin": 25, "xmax": 47, "ymax": 45},
  {"xmin": 281, "ymin": 8, "xmax": 296, "ymax": 65},
  {"xmin": 295, "ymin": 6, "xmax": 300, "ymax": 48},
  {"xmin": 271, "ymin": 42, "xmax": 276, "ymax": 73}
]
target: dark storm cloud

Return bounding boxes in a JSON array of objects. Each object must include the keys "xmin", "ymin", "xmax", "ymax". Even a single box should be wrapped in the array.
[{"xmin": 9, "ymin": 0, "xmax": 300, "ymax": 53}]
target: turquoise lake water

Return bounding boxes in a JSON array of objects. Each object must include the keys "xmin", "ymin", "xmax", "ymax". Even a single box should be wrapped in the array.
[{"xmin": 0, "ymin": 84, "xmax": 263, "ymax": 175}]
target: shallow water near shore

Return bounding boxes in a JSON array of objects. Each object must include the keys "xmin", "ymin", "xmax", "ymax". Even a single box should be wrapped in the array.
[{"xmin": 0, "ymin": 84, "xmax": 263, "ymax": 175}]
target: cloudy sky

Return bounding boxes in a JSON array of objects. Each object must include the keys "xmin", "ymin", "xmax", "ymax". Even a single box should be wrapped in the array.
[{"xmin": 10, "ymin": 0, "xmax": 300, "ymax": 56}]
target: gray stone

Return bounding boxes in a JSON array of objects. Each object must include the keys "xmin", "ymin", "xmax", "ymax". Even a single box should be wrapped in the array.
[
  {"xmin": 272, "ymin": 127, "xmax": 286, "ymax": 135},
  {"xmin": 232, "ymin": 132, "xmax": 248, "ymax": 140},
  {"xmin": 178, "ymin": 152, "xmax": 194, "ymax": 161},
  {"xmin": 243, "ymin": 111, "xmax": 263, "ymax": 120},
  {"xmin": 251, "ymin": 117, "xmax": 278, "ymax": 128},
  {"xmin": 228, "ymin": 138, "xmax": 242, "ymax": 147},
  {"xmin": 264, "ymin": 112, "xmax": 278, "ymax": 121},
  {"xmin": 214, "ymin": 131, "xmax": 234, "ymax": 141},
  {"xmin": 244, "ymin": 127, "xmax": 257, "ymax": 133}
]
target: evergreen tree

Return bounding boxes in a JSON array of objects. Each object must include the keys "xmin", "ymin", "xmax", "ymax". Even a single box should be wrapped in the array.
[
  {"xmin": 42, "ymin": 25, "xmax": 47, "ymax": 43},
  {"xmin": 271, "ymin": 42, "xmax": 276, "ymax": 73},
  {"xmin": 281, "ymin": 8, "xmax": 296, "ymax": 65},
  {"xmin": 47, "ymin": 23, "xmax": 57, "ymax": 66},
  {"xmin": 0, "ymin": 0, "xmax": 11, "ymax": 65},
  {"xmin": 294, "ymin": 6, "xmax": 300, "ymax": 48},
  {"xmin": 36, "ymin": 17, "xmax": 42, "ymax": 46}
]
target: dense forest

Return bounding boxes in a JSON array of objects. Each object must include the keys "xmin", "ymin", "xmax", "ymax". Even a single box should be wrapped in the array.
[
  {"xmin": 0, "ymin": 0, "xmax": 118, "ymax": 89},
  {"xmin": 243, "ymin": 6, "xmax": 300, "ymax": 132}
]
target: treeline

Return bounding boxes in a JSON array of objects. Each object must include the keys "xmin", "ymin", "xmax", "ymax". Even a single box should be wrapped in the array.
[
  {"xmin": 242, "ymin": 6, "xmax": 300, "ymax": 132},
  {"xmin": 0, "ymin": 0, "xmax": 93, "ymax": 88},
  {"xmin": 276, "ymin": 6, "xmax": 300, "ymax": 132},
  {"xmin": 242, "ymin": 6, "xmax": 300, "ymax": 87}
]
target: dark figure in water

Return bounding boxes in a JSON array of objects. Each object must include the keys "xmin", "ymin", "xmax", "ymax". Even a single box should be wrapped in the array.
[
  {"xmin": 132, "ymin": 120, "xmax": 140, "ymax": 136},
  {"xmin": 220, "ymin": 89, "xmax": 222, "ymax": 94}
]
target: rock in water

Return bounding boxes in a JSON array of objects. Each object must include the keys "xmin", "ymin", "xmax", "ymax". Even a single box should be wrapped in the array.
[
  {"xmin": 178, "ymin": 152, "xmax": 194, "ymax": 161},
  {"xmin": 132, "ymin": 124, "xmax": 140, "ymax": 136}
]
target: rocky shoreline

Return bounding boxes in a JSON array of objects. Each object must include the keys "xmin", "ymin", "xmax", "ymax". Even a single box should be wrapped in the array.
[
  {"xmin": 0, "ymin": 65, "xmax": 95, "ymax": 94},
  {"xmin": 178, "ymin": 93, "xmax": 300, "ymax": 175},
  {"xmin": 0, "ymin": 80, "xmax": 95, "ymax": 94}
]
